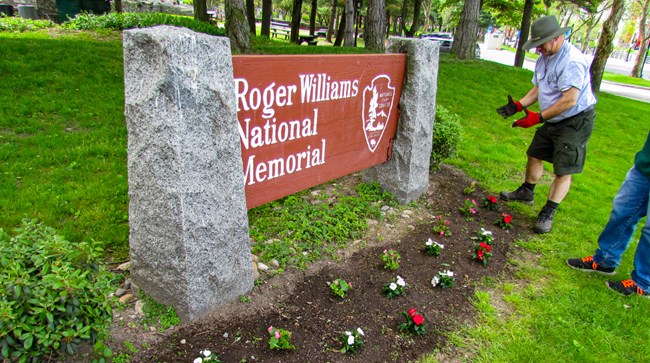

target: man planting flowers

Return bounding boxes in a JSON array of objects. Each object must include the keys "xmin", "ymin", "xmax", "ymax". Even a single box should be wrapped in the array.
[
  {"xmin": 482, "ymin": 195, "xmax": 499, "ymax": 211},
  {"xmin": 474, "ymin": 242, "xmax": 493, "ymax": 267},
  {"xmin": 267, "ymin": 326, "xmax": 295, "ymax": 350},
  {"xmin": 432, "ymin": 215, "xmax": 452, "ymax": 237},
  {"xmin": 431, "ymin": 270, "xmax": 455, "ymax": 288},
  {"xmin": 383, "ymin": 275, "xmax": 407, "ymax": 298},
  {"xmin": 496, "ymin": 212, "xmax": 513, "ymax": 230},
  {"xmin": 327, "ymin": 278, "xmax": 352, "ymax": 298},
  {"xmin": 398, "ymin": 308, "xmax": 427, "ymax": 336},
  {"xmin": 340, "ymin": 328, "xmax": 365, "ymax": 353},
  {"xmin": 380, "ymin": 249, "xmax": 401, "ymax": 270},
  {"xmin": 424, "ymin": 238, "xmax": 444, "ymax": 256}
]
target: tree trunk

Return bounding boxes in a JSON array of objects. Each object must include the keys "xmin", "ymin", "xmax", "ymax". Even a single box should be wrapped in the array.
[
  {"xmin": 261, "ymin": 0, "xmax": 272, "ymax": 37},
  {"xmin": 514, "ymin": 0, "xmax": 534, "ymax": 67},
  {"xmin": 631, "ymin": 0, "xmax": 650, "ymax": 77},
  {"xmin": 343, "ymin": 0, "xmax": 355, "ymax": 46},
  {"xmin": 365, "ymin": 0, "xmax": 385, "ymax": 51},
  {"xmin": 451, "ymin": 0, "xmax": 480, "ymax": 59},
  {"xmin": 334, "ymin": 11, "xmax": 346, "ymax": 46},
  {"xmin": 290, "ymin": 0, "xmax": 304, "ymax": 44},
  {"xmin": 225, "ymin": 0, "xmax": 251, "ymax": 52},
  {"xmin": 327, "ymin": 0, "xmax": 337, "ymax": 42},
  {"xmin": 194, "ymin": 0, "xmax": 209, "ymax": 22},
  {"xmin": 114, "ymin": 0, "xmax": 122, "ymax": 13},
  {"xmin": 400, "ymin": 0, "xmax": 422, "ymax": 37},
  {"xmin": 310, "ymin": 0, "xmax": 317, "ymax": 35},
  {"xmin": 590, "ymin": 0, "xmax": 625, "ymax": 92},
  {"xmin": 246, "ymin": 0, "xmax": 256, "ymax": 34}
]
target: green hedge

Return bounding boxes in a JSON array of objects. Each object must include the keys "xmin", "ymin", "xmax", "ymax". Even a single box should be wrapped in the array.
[
  {"xmin": 0, "ymin": 220, "xmax": 114, "ymax": 362},
  {"xmin": 64, "ymin": 12, "xmax": 226, "ymax": 36},
  {"xmin": 430, "ymin": 105, "xmax": 463, "ymax": 171}
]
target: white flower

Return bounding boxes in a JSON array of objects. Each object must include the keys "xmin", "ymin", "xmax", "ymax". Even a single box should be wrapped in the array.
[
  {"xmin": 345, "ymin": 331, "xmax": 352, "ymax": 336},
  {"xmin": 435, "ymin": 241, "xmax": 445, "ymax": 249},
  {"xmin": 357, "ymin": 327, "xmax": 364, "ymax": 336},
  {"xmin": 347, "ymin": 335, "xmax": 355, "ymax": 345},
  {"xmin": 480, "ymin": 228, "xmax": 493, "ymax": 236},
  {"xmin": 431, "ymin": 276, "xmax": 440, "ymax": 286},
  {"xmin": 425, "ymin": 238, "xmax": 433, "ymax": 246},
  {"xmin": 440, "ymin": 270, "xmax": 454, "ymax": 277},
  {"xmin": 396, "ymin": 276, "xmax": 406, "ymax": 287},
  {"xmin": 202, "ymin": 350, "xmax": 211, "ymax": 357},
  {"xmin": 389, "ymin": 282, "xmax": 397, "ymax": 290},
  {"xmin": 194, "ymin": 358, "xmax": 203, "ymax": 363}
]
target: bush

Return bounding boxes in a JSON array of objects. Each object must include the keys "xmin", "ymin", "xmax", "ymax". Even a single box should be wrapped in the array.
[
  {"xmin": 0, "ymin": 16, "xmax": 57, "ymax": 32},
  {"xmin": 430, "ymin": 105, "xmax": 463, "ymax": 171},
  {"xmin": 64, "ymin": 12, "xmax": 226, "ymax": 36},
  {"xmin": 0, "ymin": 220, "xmax": 114, "ymax": 362}
]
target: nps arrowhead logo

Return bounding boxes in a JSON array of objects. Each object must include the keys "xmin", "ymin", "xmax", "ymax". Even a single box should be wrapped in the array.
[{"xmin": 362, "ymin": 75, "xmax": 396, "ymax": 153}]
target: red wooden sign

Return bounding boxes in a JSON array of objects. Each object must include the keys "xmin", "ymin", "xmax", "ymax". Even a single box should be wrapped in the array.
[{"xmin": 233, "ymin": 54, "xmax": 406, "ymax": 209}]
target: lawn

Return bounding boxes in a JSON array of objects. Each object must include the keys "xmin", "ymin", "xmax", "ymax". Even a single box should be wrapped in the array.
[{"xmin": 1, "ymin": 29, "xmax": 649, "ymax": 362}]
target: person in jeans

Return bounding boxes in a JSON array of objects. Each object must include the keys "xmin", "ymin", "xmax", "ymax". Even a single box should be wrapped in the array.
[
  {"xmin": 567, "ymin": 131, "xmax": 650, "ymax": 297},
  {"xmin": 496, "ymin": 15, "xmax": 597, "ymax": 234}
]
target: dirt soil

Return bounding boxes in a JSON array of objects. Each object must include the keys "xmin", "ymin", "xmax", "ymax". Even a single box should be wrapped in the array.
[{"xmin": 104, "ymin": 165, "xmax": 532, "ymax": 363}]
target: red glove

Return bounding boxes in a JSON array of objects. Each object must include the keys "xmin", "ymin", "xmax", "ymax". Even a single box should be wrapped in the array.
[{"xmin": 512, "ymin": 109, "xmax": 544, "ymax": 128}]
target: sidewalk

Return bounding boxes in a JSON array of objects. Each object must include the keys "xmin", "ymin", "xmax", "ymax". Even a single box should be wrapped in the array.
[{"xmin": 478, "ymin": 45, "xmax": 650, "ymax": 103}]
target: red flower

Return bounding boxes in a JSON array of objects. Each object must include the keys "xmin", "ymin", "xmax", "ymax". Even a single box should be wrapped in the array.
[
  {"xmin": 488, "ymin": 195, "xmax": 497, "ymax": 203},
  {"xmin": 412, "ymin": 314, "xmax": 424, "ymax": 325},
  {"xmin": 407, "ymin": 308, "xmax": 417, "ymax": 317},
  {"xmin": 503, "ymin": 213, "xmax": 512, "ymax": 224},
  {"xmin": 479, "ymin": 242, "xmax": 492, "ymax": 252},
  {"xmin": 477, "ymin": 250, "xmax": 484, "ymax": 259}
]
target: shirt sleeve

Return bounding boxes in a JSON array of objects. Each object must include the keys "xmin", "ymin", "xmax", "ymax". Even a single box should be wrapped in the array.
[{"xmin": 557, "ymin": 60, "xmax": 588, "ymax": 92}]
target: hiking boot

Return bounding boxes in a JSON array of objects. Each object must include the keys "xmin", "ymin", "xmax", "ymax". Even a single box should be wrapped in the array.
[
  {"xmin": 533, "ymin": 206, "xmax": 555, "ymax": 234},
  {"xmin": 606, "ymin": 279, "xmax": 649, "ymax": 298},
  {"xmin": 500, "ymin": 185, "xmax": 534, "ymax": 205},
  {"xmin": 566, "ymin": 256, "xmax": 616, "ymax": 275}
]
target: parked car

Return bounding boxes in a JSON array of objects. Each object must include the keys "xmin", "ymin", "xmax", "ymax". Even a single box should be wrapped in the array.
[{"xmin": 420, "ymin": 33, "xmax": 481, "ymax": 59}]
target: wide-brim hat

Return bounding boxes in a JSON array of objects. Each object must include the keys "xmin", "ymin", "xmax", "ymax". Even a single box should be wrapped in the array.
[{"xmin": 522, "ymin": 15, "xmax": 571, "ymax": 49}]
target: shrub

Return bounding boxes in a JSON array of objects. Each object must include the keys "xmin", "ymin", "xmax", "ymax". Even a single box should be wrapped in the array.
[
  {"xmin": 64, "ymin": 12, "xmax": 226, "ymax": 36},
  {"xmin": 0, "ymin": 16, "xmax": 57, "ymax": 32},
  {"xmin": 0, "ymin": 220, "xmax": 114, "ymax": 361},
  {"xmin": 430, "ymin": 105, "xmax": 463, "ymax": 171}
]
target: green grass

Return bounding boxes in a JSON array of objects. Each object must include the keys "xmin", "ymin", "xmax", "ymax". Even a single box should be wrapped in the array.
[{"xmin": 2, "ymin": 29, "xmax": 649, "ymax": 362}]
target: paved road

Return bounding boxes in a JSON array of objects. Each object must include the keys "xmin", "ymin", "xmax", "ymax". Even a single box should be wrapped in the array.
[{"xmin": 478, "ymin": 45, "xmax": 650, "ymax": 103}]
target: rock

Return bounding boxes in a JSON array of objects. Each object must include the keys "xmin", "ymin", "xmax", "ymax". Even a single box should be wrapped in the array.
[
  {"xmin": 119, "ymin": 294, "xmax": 135, "ymax": 304},
  {"xmin": 367, "ymin": 219, "xmax": 379, "ymax": 226},
  {"xmin": 252, "ymin": 254, "xmax": 259, "ymax": 263},
  {"xmin": 180, "ymin": 339, "xmax": 186, "ymax": 344},
  {"xmin": 252, "ymin": 262, "xmax": 260, "ymax": 280},
  {"xmin": 124, "ymin": 278, "xmax": 132, "ymax": 290},
  {"xmin": 116, "ymin": 261, "xmax": 131, "ymax": 271},
  {"xmin": 134, "ymin": 300, "xmax": 145, "ymax": 315},
  {"xmin": 403, "ymin": 209, "xmax": 412, "ymax": 214},
  {"xmin": 115, "ymin": 288, "xmax": 127, "ymax": 297},
  {"xmin": 381, "ymin": 205, "xmax": 391, "ymax": 211},
  {"xmin": 257, "ymin": 263, "xmax": 269, "ymax": 271},
  {"xmin": 401, "ymin": 213, "xmax": 410, "ymax": 219},
  {"xmin": 271, "ymin": 259, "xmax": 280, "ymax": 268}
]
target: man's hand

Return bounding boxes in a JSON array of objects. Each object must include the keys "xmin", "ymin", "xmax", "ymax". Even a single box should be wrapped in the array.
[
  {"xmin": 496, "ymin": 95, "xmax": 523, "ymax": 118},
  {"xmin": 512, "ymin": 109, "xmax": 544, "ymax": 128}
]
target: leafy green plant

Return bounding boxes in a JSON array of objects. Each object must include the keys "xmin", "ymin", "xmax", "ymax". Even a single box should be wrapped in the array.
[
  {"xmin": 267, "ymin": 326, "xmax": 295, "ymax": 350},
  {"xmin": 328, "ymin": 278, "xmax": 352, "ymax": 298},
  {"xmin": 383, "ymin": 275, "xmax": 407, "ymax": 298},
  {"xmin": 340, "ymin": 328, "xmax": 365, "ymax": 353},
  {"xmin": 193, "ymin": 349, "xmax": 222, "ymax": 362},
  {"xmin": 432, "ymin": 215, "xmax": 452, "ymax": 237},
  {"xmin": 431, "ymin": 270, "xmax": 455, "ymax": 289},
  {"xmin": 398, "ymin": 308, "xmax": 427, "ymax": 336},
  {"xmin": 141, "ymin": 294, "xmax": 181, "ymax": 330},
  {"xmin": 380, "ymin": 249, "xmax": 401, "ymax": 270},
  {"xmin": 430, "ymin": 105, "xmax": 463, "ymax": 171},
  {"xmin": 459, "ymin": 198, "xmax": 478, "ymax": 219},
  {"xmin": 0, "ymin": 220, "xmax": 114, "ymax": 361},
  {"xmin": 423, "ymin": 238, "xmax": 444, "ymax": 256}
]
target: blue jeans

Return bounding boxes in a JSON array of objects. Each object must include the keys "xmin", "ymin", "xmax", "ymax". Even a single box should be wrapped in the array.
[{"xmin": 594, "ymin": 165, "xmax": 650, "ymax": 291}]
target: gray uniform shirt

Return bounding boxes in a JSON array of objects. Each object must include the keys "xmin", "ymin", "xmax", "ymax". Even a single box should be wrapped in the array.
[{"xmin": 532, "ymin": 41, "xmax": 597, "ymax": 123}]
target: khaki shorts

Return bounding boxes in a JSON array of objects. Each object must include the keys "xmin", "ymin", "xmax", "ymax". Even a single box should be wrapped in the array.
[{"xmin": 526, "ymin": 108, "xmax": 595, "ymax": 175}]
